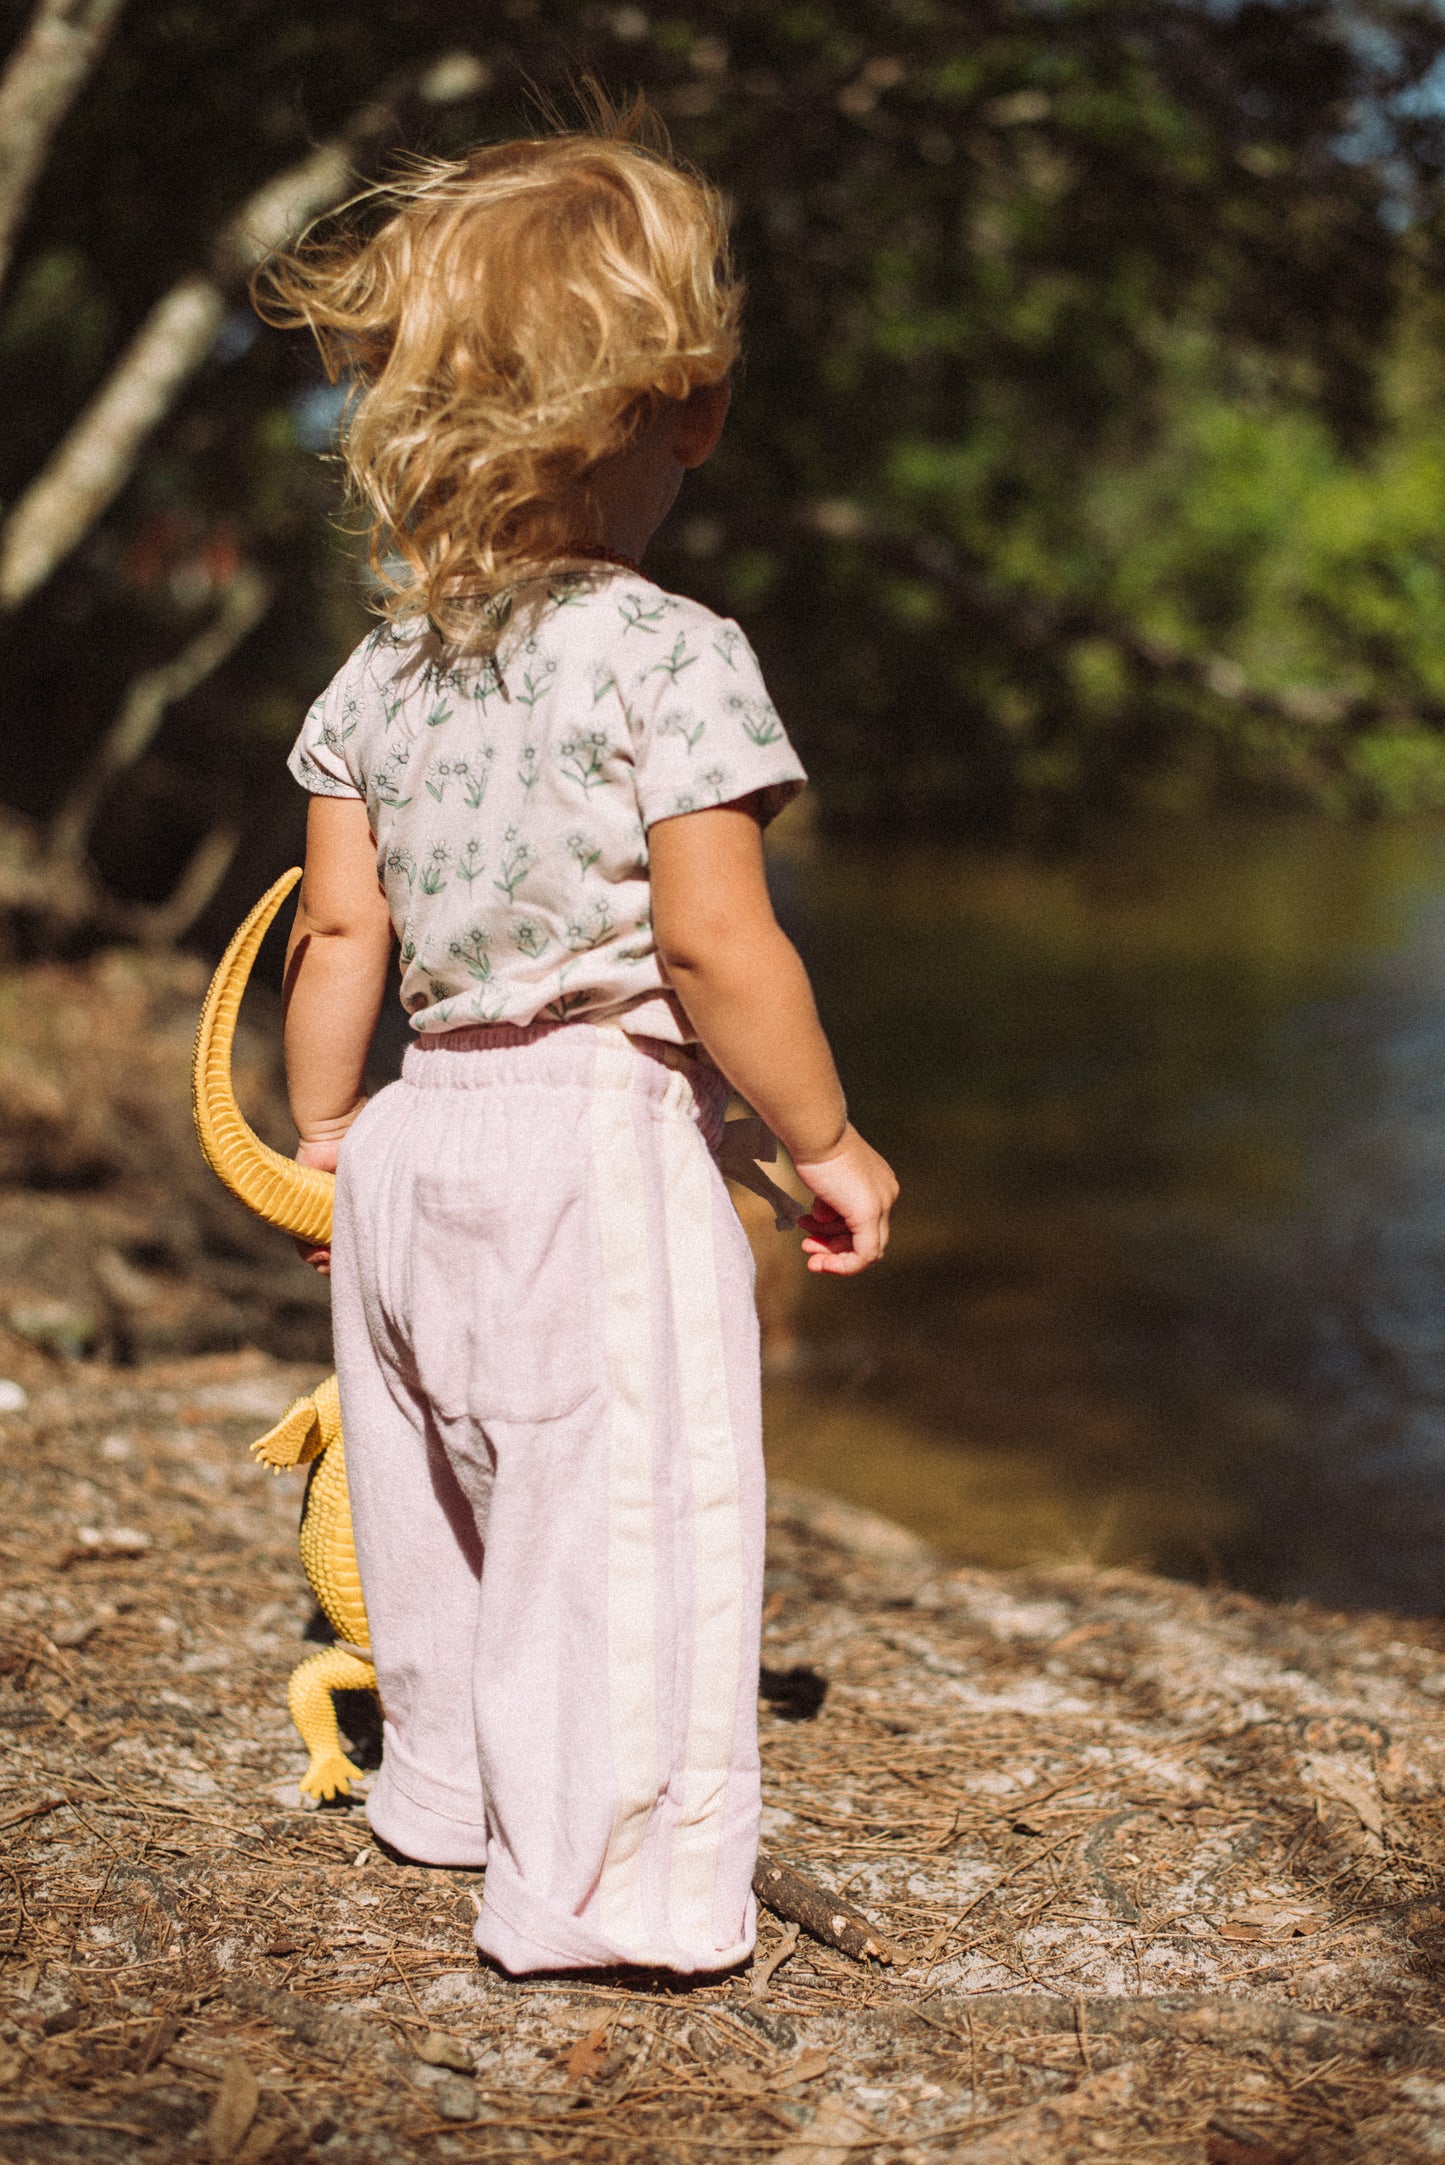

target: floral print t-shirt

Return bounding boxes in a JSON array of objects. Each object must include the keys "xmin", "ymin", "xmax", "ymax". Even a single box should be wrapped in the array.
[{"xmin": 287, "ymin": 567, "xmax": 807, "ymax": 1041}]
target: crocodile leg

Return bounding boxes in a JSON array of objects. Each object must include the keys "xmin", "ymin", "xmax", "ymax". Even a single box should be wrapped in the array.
[{"xmin": 287, "ymin": 1646, "xmax": 378, "ymax": 1800}]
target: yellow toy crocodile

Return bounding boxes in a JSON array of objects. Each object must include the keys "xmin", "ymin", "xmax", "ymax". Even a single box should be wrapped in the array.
[
  {"xmin": 191, "ymin": 867, "xmax": 375, "ymax": 1801},
  {"xmin": 192, "ymin": 868, "xmax": 802, "ymax": 1803}
]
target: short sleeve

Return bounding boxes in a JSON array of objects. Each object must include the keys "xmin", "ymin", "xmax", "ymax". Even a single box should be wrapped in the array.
[
  {"xmin": 287, "ymin": 651, "xmax": 367, "ymax": 800},
  {"xmin": 625, "ymin": 605, "xmax": 806, "ymax": 830}
]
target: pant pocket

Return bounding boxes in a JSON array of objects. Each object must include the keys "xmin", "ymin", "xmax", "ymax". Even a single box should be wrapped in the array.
[{"xmin": 408, "ymin": 1170, "xmax": 598, "ymax": 1424}]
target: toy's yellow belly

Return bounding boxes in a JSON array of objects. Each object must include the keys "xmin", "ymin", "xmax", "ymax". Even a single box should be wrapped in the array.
[{"xmin": 299, "ymin": 1436, "xmax": 370, "ymax": 1653}]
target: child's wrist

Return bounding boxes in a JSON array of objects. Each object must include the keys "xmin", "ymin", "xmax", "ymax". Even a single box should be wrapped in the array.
[
  {"xmin": 788, "ymin": 1115, "xmax": 851, "ymax": 1171},
  {"xmin": 294, "ymin": 1100, "xmax": 368, "ymax": 1153}
]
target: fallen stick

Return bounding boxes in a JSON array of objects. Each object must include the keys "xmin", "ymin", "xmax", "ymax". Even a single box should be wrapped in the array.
[
  {"xmin": 923, "ymin": 1991, "xmax": 1445, "ymax": 2073},
  {"xmin": 0, "ymin": 1795, "xmax": 63, "ymax": 1834},
  {"xmin": 753, "ymin": 1851, "xmax": 896, "ymax": 1963}
]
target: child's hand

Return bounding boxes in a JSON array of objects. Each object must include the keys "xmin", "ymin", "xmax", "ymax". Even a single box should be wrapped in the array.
[
  {"xmin": 294, "ymin": 1136, "xmax": 341, "ymax": 1275},
  {"xmin": 792, "ymin": 1125, "xmax": 898, "ymax": 1275}
]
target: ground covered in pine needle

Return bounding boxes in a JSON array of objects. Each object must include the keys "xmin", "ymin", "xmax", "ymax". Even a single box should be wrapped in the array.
[{"xmin": 4, "ymin": 1342, "xmax": 1445, "ymax": 2161}]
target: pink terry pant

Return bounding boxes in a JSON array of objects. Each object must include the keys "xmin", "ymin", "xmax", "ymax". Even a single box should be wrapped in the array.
[{"xmin": 329, "ymin": 1021, "xmax": 763, "ymax": 1975}]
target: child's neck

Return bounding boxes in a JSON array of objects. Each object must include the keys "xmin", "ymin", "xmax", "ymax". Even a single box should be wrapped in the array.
[{"xmin": 587, "ymin": 419, "xmax": 686, "ymax": 566}]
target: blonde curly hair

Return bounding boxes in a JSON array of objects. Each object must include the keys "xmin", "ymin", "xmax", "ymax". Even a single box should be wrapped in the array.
[{"xmin": 253, "ymin": 98, "xmax": 741, "ymax": 645}]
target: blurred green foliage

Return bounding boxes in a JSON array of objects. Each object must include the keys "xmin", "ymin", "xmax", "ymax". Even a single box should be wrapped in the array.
[{"xmin": 3, "ymin": 0, "xmax": 1445, "ymax": 933}]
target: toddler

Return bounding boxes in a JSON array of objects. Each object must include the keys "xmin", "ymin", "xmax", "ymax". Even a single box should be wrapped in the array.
[{"xmin": 260, "ymin": 109, "xmax": 897, "ymax": 1976}]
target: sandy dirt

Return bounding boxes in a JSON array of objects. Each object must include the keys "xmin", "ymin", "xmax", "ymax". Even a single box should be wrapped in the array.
[{"xmin": 3, "ymin": 1339, "xmax": 1445, "ymax": 2161}]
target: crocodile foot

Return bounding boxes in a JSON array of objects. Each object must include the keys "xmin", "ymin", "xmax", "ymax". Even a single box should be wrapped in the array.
[{"xmin": 287, "ymin": 1645, "xmax": 378, "ymax": 1800}]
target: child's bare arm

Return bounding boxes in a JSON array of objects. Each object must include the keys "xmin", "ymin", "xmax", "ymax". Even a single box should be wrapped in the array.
[
  {"xmin": 283, "ymin": 795, "xmax": 393, "ymax": 1179},
  {"xmin": 650, "ymin": 803, "xmax": 897, "ymax": 1274}
]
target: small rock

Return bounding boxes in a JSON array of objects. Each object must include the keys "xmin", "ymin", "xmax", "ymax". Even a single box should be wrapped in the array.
[
  {"xmin": 52, "ymin": 1608, "xmax": 113, "ymax": 1649},
  {"xmin": 0, "ymin": 1379, "xmax": 27, "ymax": 1414},
  {"xmin": 0, "ymin": 2042, "xmax": 25, "ymax": 2088},
  {"xmin": 415, "ymin": 2031, "xmax": 475, "ymax": 2074},
  {"xmin": 7, "ymin": 1298, "xmax": 95, "ymax": 1359},
  {"xmin": 74, "ymin": 1525, "xmax": 150, "ymax": 1557},
  {"xmin": 431, "ymin": 2075, "xmax": 478, "ymax": 2121}
]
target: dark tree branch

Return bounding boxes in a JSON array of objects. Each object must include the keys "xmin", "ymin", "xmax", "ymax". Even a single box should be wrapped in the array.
[
  {"xmin": 46, "ymin": 563, "xmax": 271, "ymax": 866},
  {"xmin": 0, "ymin": 49, "xmax": 489, "ymax": 616}
]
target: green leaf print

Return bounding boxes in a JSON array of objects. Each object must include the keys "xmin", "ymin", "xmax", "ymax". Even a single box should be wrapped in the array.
[
  {"xmin": 472, "ymin": 657, "xmax": 504, "ymax": 711},
  {"xmin": 516, "ymin": 654, "xmax": 558, "ymax": 709},
  {"xmin": 658, "ymin": 707, "xmax": 705, "ymax": 753},
  {"xmin": 424, "ymin": 700, "xmax": 453, "ymax": 730},
  {"xmin": 712, "ymin": 627, "xmax": 743, "ymax": 670},
  {"xmin": 641, "ymin": 633, "xmax": 698, "ymax": 685},
  {"xmin": 725, "ymin": 691, "xmax": 784, "ymax": 746},
  {"xmin": 591, "ymin": 663, "xmax": 619, "ymax": 705},
  {"xmin": 565, "ymin": 829, "xmax": 601, "ymax": 877},
  {"xmin": 618, "ymin": 593, "xmax": 669, "ymax": 634},
  {"xmin": 457, "ymin": 838, "xmax": 486, "ymax": 887},
  {"xmin": 385, "ymin": 845, "xmax": 416, "ymax": 890},
  {"xmin": 374, "ymin": 743, "xmax": 413, "ymax": 809},
  {"xmin": 494, "ymin": 830, "xmax": 536, "ymax": 900},
  {"xmin": 546, "ymin": 988, "xmax": 592, "ymax": 1021},
  {"xmin": 460, "ymin": 747, "xmax": 494, "ymax": 808},
  {"xmin": 558, "ymin": 731, "xmax": 610, "ymax": 791},
  {"xmin": 419, "ymin": 843, "xmax": 450, "ymax": 895},
  {"xmin": 518, "ymin": 744, "xmax": 542, "ymax": 791},
  {"xmin": 564, "ymin": 899, "xmax": 613, "ymax": 952},
  {"xmin": 446, "ymin": 749, "xmax": 498, "ymax": 809},
  {"xmin": 511, "ymin": 919, "xmax": 550, "ymax": 960},
  {"xmin": 448, "ymin": 927, "xmax": 492, "ymax": 981}
]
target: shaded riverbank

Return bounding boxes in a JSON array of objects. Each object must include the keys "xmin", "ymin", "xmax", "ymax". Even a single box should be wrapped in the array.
[{"xmin": 777, "ymin": 815, "xmax": 1445, "ymax": 1611}]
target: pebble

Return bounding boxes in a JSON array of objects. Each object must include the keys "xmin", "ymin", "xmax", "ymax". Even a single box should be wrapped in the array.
[
  {"xmin": 432, "ymin": 2076, "xmax": 479, "ymax": 2121},
  {"xmin": 415, "ymin": 2031, "xmax": 476, "ymax": 2074},
  {"xmin": 0, "ymin": 1380, "xmax": 28, "ymax": 1414}
]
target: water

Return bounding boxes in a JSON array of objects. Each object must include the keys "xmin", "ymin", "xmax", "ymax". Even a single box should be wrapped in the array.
[{"xmin": 766, "ymin": 816, "xmax": 1445, "ymax": 1614}]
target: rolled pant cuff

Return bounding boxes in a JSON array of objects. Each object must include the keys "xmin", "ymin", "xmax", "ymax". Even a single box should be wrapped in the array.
[
  {"xmin": 473, "ymin": 1863, "xmax": 757, "ymax": 1977},
  {"xmin": 365, "ymin": 1767, "xmax": 489, "ymax": 1869}
]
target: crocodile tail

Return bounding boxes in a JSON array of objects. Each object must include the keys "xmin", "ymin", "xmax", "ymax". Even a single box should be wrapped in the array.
[{"xmin": 191, "ymin": 867, "xmax": 335, "ymax": 1245}]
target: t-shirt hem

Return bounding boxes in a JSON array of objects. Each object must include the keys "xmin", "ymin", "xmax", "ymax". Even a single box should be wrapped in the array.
[
  {"xmin": 286, "ymin": 747, "xmax": 362, "ymax": 800},
  {"xmin": 638, "ymin": 772, "xmax": 806, "ymax": 832}
]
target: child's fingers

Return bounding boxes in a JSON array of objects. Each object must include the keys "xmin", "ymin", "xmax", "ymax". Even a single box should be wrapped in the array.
[
  {"xmin": 801, "ymin": 1211, "xmax": 888, "ymax": 1272},
  {"xmin": 294, "ymin": 1237, "xmax": 332, "ymax": 1275}
]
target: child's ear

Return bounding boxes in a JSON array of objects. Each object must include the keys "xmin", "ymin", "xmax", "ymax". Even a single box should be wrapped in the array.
[{"xmin": 673, "ymin": 378, "xmax": 731, "ymax": 469}]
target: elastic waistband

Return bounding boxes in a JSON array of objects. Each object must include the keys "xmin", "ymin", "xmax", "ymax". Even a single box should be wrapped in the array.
[{"xmin": 400, "ymin": 1020, "xmax": 729, "ymax": 1141}]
